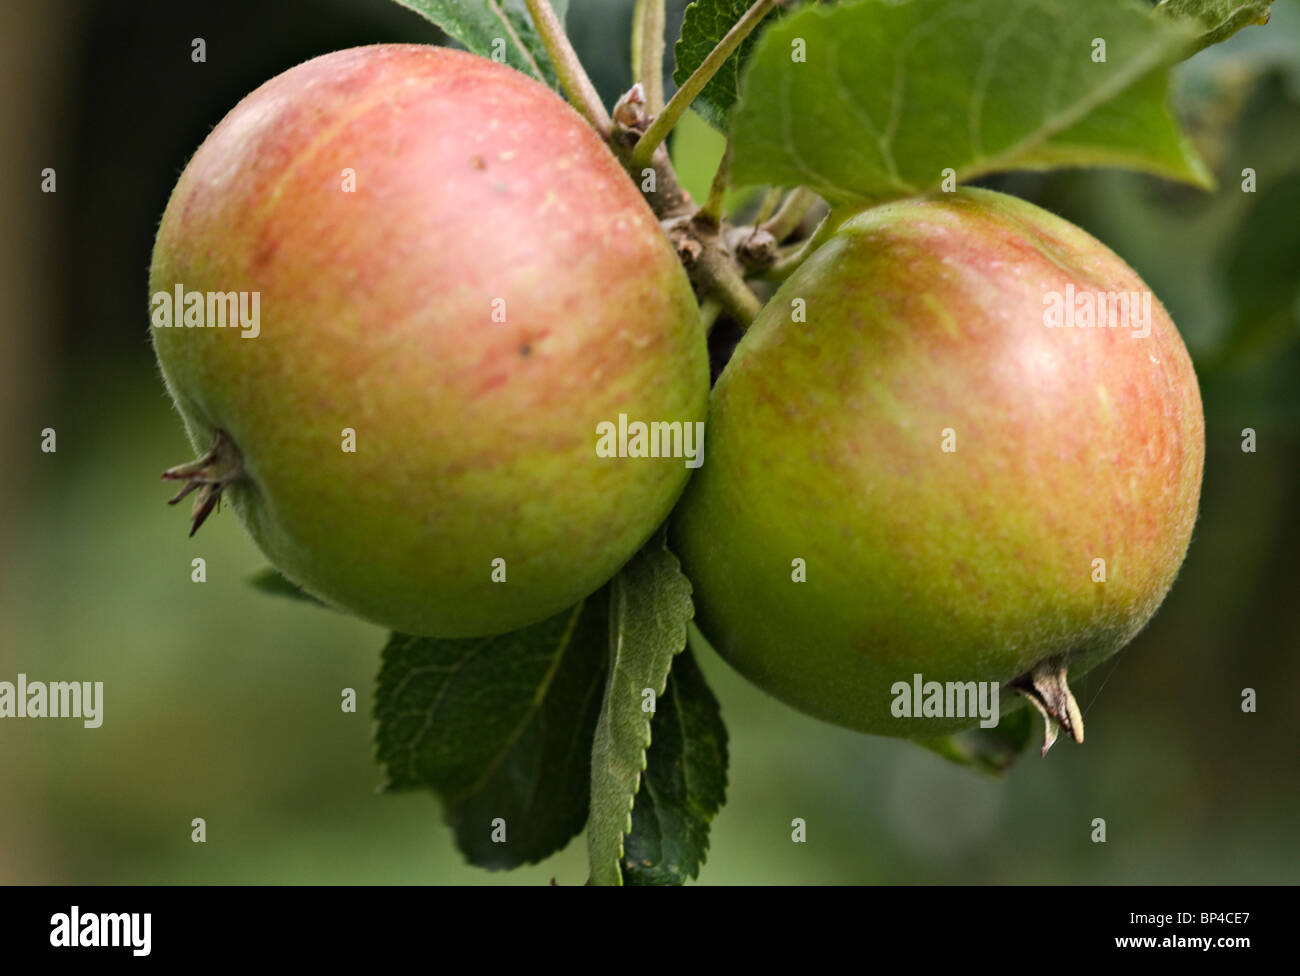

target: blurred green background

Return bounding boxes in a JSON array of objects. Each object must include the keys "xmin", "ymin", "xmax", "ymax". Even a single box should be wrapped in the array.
[{"xmin": 1, "ymin": 0, "xmax": 1297, "ymax": 884}]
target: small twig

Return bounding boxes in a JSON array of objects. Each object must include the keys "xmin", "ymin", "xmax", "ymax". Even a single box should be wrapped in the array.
[
  {"xmin": 697, "ymin": 143, "xmax": 734, "ymax": 226},
  {"xmin": 525, "ymin": 0, "xmax": 611, "ymax": 134},
  {"xmin": 736, "ymin": 187, "xmax": 784, "ymax": 261},
  {"xmin": 632, "ymin": 0, "xmax": 666, "ymax": 115},
  {"xmin": 763, "ymin": 210, "xmax": 836, "ymax": 281},
  {"xmin": 631, "ymin": 0, "xmax": 780, "ymax": 168},
  {"xmin": 701, "ymin": 251, "xmax": 762, "ymax": 327},
  {"xmin": 751, "ymin": 186, "xmax": 783, "ymax": 228},
  {"xmin": 699, "ymin": 297, "xmax": 723, "ymax": 335},
  {"xmin": 761, "ymin": 187, "xmax": 819, "ymax": 242},
  {"xmin": 724, "ymin": 222, "xmax": 777, "ymax": 273}
]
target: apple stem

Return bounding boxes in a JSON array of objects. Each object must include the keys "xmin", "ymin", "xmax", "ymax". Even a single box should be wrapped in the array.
[
  {"xmin": 699, "ymin": 298, "xmax": 723, "ymax": 335},
  {"xmin": 697, "ymin": 143, "xmax": 734, "ymax": 226},
  {"xmin": 1009, "ymin": 656, "xmax": 1085, "ymax": 757},
  {"xmin": 762, "ymin": 187, "xmax": 821, "ymax": 243},
  {"xmin": 751, "ymin": 187, "xmax": 784, "ymax": 228},
  {"xmin": 631, "ymin": 0, "xmax": 783, "ymax": 169},
  {"xmin": 161, "ymin": 429, "xmax": 245, "ymax": 537},
  {"xmin": 524, "ymin": 0, "xmax": 612, "ymax": 135},
  {"xmin": 702, "ymin": 254, "xmax": 763, "ymax": 327},
  {"xmin": 763, "ymin": 210, "xmax": 838, "ymax": 281}
]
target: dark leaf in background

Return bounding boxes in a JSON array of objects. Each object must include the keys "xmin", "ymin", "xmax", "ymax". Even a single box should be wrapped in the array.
[{"xmin": 1219, "ymin": 168, "xmax": 1300, "ymax": 366}]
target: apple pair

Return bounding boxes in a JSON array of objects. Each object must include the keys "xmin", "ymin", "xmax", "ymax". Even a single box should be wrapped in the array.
[{"xmin": 151, "ymin": 46, "xmax": 1204, "ymax": 738}]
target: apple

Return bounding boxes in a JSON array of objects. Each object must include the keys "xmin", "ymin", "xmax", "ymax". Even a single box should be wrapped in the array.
[
  {"xmin": 672, "ymin": 188, "xmax": 1204, "ymax": 743},
  {"xmin": 150, "ymin": 44, "xmax": 707, "ymax": 638}
]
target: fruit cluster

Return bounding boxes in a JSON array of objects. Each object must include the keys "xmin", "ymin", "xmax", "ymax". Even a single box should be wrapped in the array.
[{"xmin": 152, "ymin": 44, "xmax": 1204, "ymax": 742}]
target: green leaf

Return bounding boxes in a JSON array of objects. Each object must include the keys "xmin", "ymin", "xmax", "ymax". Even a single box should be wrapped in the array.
[
  {"xmin": 673, "ymin": 0, "xmax": 783, "ymax": 129},
  {"xmin": 915, "ymin": 706, "xmax": 1038, "ymax": 776},
  {"xmin": 374, "ymin": 591, "xmax": 608, "ymax": 870},
  {"xmin": 729, "ymin": 0, "xmax": 1212, "ymax": 206},
  {"xmin": 390, "ymin": 0, "xmax": 569, "ymax": 86},
  {"xmin": 247, "ymin": 567, "xmax": 327, "ymax": 607},
  {"xmin": 623, "ymin": 644, "xmax": 728, "ymax": 885},
  {"xmin": 1155, "ymin": 0, "xmax": 1275, "ymax": 55},
  {"xmin": 586, "ymin": 529, "xmax": 695, "ymax": 886}
]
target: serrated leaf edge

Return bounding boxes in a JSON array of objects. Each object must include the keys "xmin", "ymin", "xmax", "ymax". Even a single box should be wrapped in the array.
[
  {"xmin": 601, "ymin": 575, "xmax": 691, "ymax": 882},
  {"xmin": 624, "ymin": 650, "xmax": 730, "ymax": 885}
]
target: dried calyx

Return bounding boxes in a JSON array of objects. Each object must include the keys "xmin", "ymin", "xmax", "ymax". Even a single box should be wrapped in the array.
[
  {"xmin": 161, "ymin": 429, "xmax": 244, "ymax": 537},
  {"xmin": 1008, "ymin": 656, "xmax": 1085, "ymax": 757}
]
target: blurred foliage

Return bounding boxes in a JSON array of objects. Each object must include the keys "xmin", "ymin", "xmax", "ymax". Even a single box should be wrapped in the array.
[{"xmin": 0, "ymin": 0, "xmax": 1296, "ymax": 884}]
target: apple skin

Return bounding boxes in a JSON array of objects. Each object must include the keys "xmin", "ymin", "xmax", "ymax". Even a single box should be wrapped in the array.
[
  {"xmin": 150, "ymin": 45, "xmax": 707, "ymax": 638},
  {"xmin": 672, "ymin": 188, "xmax": 1204, "ymax": 737}
]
